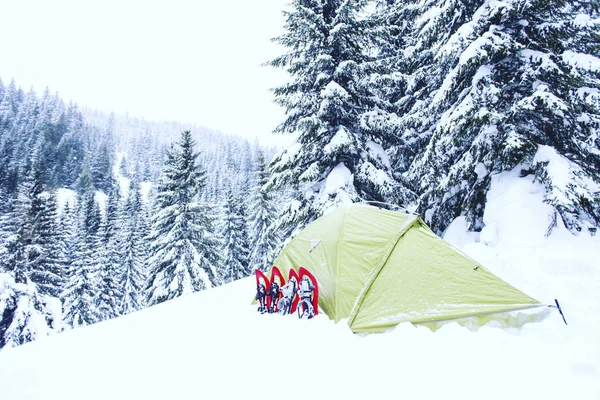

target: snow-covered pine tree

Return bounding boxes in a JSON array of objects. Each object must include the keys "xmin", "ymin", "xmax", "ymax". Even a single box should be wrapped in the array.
[
  {"xmin": 5, "ymin": 162, "xmax": 66, "ymax": 298},
  {"xmin": 62, "ymin": 187, "xmax": 101, "ymax": 327},
  {"xmin": 58, "ymin": 202, "xmax": 76, "ymax": 301},
  {"xmin": 0, "ymin": 173, "xmax": 36, "ymax": 283},
  {"xmin": 57, "ymin": 105, "xmax": 85, "ymax": 189},
  {"xmin": 0, "ymin": 192, "xmax": 16, "ymax": 273},
  {"xmin": 12, "ymin": 88, "xmax": 40, "ymax": 176},
  {"xmin": 360, "ymin": 0, "xmax": 431, "ymax": 176},
  {"xmin": 0, "ymin": 272, "xmax": 64, "ymax": 350},
  {"xmin": 119, "ymin": 179, "xmax": 147, "ymax": 314},
  {"xmin": 95, "ymin": 183, "xmax": 122, "ymax": 321},
  {"xmin": 28, "ymin": 190, "xmax": 66, "ymax": 298},
  {"xmin": 247, "ymin": 152, "xmax": 278, "ymax": 272},
  {"xmin": 379, "ymin": 0, "xmax": 600, "ymax": 234},
  {"xmin": 146, "ymin": 131, "xmax": 221, "ymax": 306},
  {"xmin": 267, "ymin": 0, "xmax": 404, "ymax": 241},
  {"xmin": 218, "ymin": 188, "xmax": 251, "ymax": 283},
  {"xmin": 90, "ymin": 144, "xmax": 114, "ymax": 193}
]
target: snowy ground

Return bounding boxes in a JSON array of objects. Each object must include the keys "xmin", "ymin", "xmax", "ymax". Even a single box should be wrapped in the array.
[{"xmin": 0, "ymin": 170, "xmax": 598, "ymax": 400}]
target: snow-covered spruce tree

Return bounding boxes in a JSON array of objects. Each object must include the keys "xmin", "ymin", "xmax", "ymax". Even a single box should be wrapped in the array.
[
  {"xmin": 28, "ymin": 190, "xmax": 66, "ymax": 298},
  {"xmin": 359, "ymin": 0, "xmax": 439, "ymax": 176},
  {"xmin": 218, "ymin": 188, "xmax": 251, "ymax": 283},
  {"xmin": 247, "ymin": 152, "xmax": 278, "ymax": 272},
  {"xmin": 95, "ymin": 183, "xmax": 122, "ymax": 321},
  {"xmin": 146, "ymin": 131, "xmax": 221, "ymax": 306},
  {"xmin": 5, "ymin": 163, "xmax": 66, "ymax": 298},
  {"xmin": 0, "ymin": 272, "xmax": 64, "ymax": 350},
  {"xmin": 0, "ymin": 192, "xmax": 10, "ymax": 263},
  {"xmin": 58, "ymin": 203, "xmax": 76, "ymax": 300},
  {"xmin": 267, "ymin": 0, "xmax": 405, "ymax": 240},
  {"xmin": 119, "ymin": 179, "xmax": 148, "ymax": 314},
  {"xmin": 62, "ymin": 186, "xmax": 101, "ymax": 327},
  {"xmin": 2, "ymin": 161, "xmax": 63, "ymax": 290},
  {"xmin": 0, "ymin": 169, "xmax": 41, "ymax": 283},
  {"xmin": 382, "ymin": 0, "xmax": 600, "ymax": 234}
]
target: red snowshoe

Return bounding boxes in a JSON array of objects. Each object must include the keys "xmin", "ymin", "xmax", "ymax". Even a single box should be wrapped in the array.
[{"xmin": 267, "ymin": 266, "xmax": 285, "ymax": 313}]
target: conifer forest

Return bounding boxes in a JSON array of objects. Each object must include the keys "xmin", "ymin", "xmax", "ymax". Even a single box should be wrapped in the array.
[{"xmin": 1, "ymin": 0, "xmax": 598, "ymax": 349}]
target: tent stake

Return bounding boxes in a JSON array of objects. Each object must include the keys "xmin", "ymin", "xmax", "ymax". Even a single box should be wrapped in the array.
[{"xmin": 549, "ymin": 299, "xmax": 567, "ymax": 325}]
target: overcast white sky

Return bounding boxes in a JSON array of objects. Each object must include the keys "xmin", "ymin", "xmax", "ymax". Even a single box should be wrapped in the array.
[{"xmin": 1, "ymin": 0, "xmax": 289, "ymax": 143}]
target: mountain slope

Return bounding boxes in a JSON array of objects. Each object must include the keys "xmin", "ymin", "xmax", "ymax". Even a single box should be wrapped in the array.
[{"xmin": 0, "ymin": 173, "xmax": 598, "ymax": 400}]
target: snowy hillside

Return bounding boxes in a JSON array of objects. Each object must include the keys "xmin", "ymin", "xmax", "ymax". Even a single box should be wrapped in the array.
[{"xmin": 0, "ymin": 172, "xmax": 598, "ymax": 400}]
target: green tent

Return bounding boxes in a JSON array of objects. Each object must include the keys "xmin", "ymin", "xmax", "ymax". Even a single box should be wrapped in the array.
[{"xmin": 270, "ymin": 204, "xmax": 542, "ymax": 333}]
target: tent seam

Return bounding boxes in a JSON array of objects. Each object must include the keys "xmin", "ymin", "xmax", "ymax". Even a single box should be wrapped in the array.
[
  {"xmin": 347, "ymin": 216, "xmax": 420, "ymax": 329},
  {"xmin": 334, "ymin": 205, "xmax": 349, "ymax": 321}
]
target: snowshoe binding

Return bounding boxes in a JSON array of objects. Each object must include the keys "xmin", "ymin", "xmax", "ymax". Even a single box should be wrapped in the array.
[{"xmin": 255, "ymin": 270, "xmax": 270, "ymax": 314}]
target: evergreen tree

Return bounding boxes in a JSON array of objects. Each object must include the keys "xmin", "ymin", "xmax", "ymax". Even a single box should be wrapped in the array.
[
  {"xmin": 91, "ymin": 144, "xmax": 113, "ymax": 192},
  {"xmin": 366, "ymin": 0, "xmax": 600, "ymax": 234},
  {"xmin": 28, "ymin": 191, "xmax": 65, "ymax": 298},
  {"xmin": 57, "ymin": 105, "xmax": 85, "ymax": 189},
  {"xmin": 119, "ymin": 179, "xmax": 147, "ymax": 314},
  {"xmin": 62, "ymin": 188, "xmax": 101, "ymax": 327},
  {"xmin": 0, "ymin": 272, "xmax": 64, "ymax": 350},
  {"xmin": 1, "ymin": 176, "xmax": 35, "ymax": 283},
  {"xmin": 146, "ymin": 131, "xmax": 221, "ymax": 306},
  {"xmin": 247, "ymin": 152, "xmax": 278, "ymax": 272},
  {"xmin": 219, "ymin": 188, "xmax": 251, "ymax": 283},
  {"xmin": 0, "ymin": 80, "xmax": 20, "ymax": 136},
  {"xmin": 267, "ymin": 0, "xmax": 404, "ymax": 241},
  {"xmin": 58, "ymin": 203, "xmax": 76, "ymax": 296},
  {"xmin": 95, "ymin": 183, "xmax": 122, "ymax": 321},
  {"xmin": 0, "ymin": 194, "xmax": 16, "ymax": 274}
]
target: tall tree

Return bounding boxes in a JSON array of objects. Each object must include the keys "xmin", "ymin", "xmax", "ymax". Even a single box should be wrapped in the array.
[
  {"xmin": 62, "ymin": 187, "xmax": 101, "ymax": 327},
  {"xmin": 28, "ymin": 190, "xmax": 65, "ymax": 298},
  {"xmin": 267, "ymin": 0, "xmax": 404, "ymax": 242},
  {"xmin": 95, "ymin": 183, "xmax": 122, "ymax": 321},
  {"xmin": 219, "ymin": 188, "xmax": 251, "ymax": 282},
  {"xmin": 247, "ymin": 152, "xmax": 278, "ymax": 272},
  {"xmin": 373, "ymin": 0, "xmax": 600, "ymax": 234},
  {"xmin": 146, "ymin": 131, "xmax": 221, "ymax": 306},
  {"xmin": 119, "ymin": 179, "xmax": 147, "ymax": 314}
]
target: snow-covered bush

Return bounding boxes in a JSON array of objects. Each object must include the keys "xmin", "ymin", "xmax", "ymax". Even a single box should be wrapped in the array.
[{"xmin": 0, "ymin": 273, "xmax": 64, "ymax": 350}]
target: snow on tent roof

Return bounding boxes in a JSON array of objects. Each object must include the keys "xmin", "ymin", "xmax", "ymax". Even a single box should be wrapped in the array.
[{"xmin": 270, "ymin": 204, "xmax": 541, "ymax": 333}]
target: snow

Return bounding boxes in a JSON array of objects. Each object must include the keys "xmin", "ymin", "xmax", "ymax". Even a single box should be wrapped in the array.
[
  {"xmin": 323, "ymin": 127, "xmax": 353, "ymax": 155},
  {"xmin": 321, "ymin": 80, "xmax": 348, "ymax": 99},
  {"xmin": 55, "ymin": 188, "xmax": 77, "ymax": 214},
  {"xmin": 94, "ymin": 191, "xmax": 108, "ymax": 213},
  {"xmin": 534, "ymin": 146, "xmax": 571, "ymax": 191},
  {"xmin": 1, "ymin": 172, "xmax": 599, "ymax": 399},
  {"xmin": 474, "ymin": 162, "xmax": 488, "ymax": 181},
  {"xmin": 520, "ymin": 49, "xmax": 560, "ymax": 71},
  {"xmin": 534, "ymin": 145, "xmax": 600, "ymax": 204},
  {"xmin": 563, "ymin": 50, "xmax": 600, "ymax": 72},
  {"xmin": 365, "ymin": 140, "xmax": 391, "ymax": 170},
  {"xmin": 140, "ymin": 181, "xmax": 153, "ymax": 201},
  {"xmin": 323, "ymin": 162, "xmax": 352, "ymax": 195},
  {"xmin": 573, "ymin": 13, "xmax": 600, "ymax": 27},
  {"xmin": 443, "ymin": 216, "xmax": 479, "ymax": 249},
  {"xmin": 113, "ymin": 152, "xmax": 154, "ymax": 203}
]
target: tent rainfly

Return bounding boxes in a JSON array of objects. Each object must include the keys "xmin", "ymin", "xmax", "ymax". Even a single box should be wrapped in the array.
[{"xmin": 269, "ymin": 204, "xmax": 542, "ymax": 333}]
